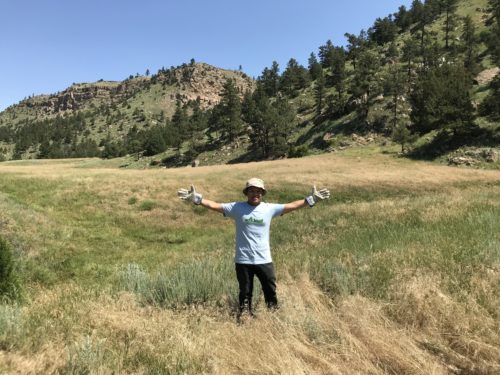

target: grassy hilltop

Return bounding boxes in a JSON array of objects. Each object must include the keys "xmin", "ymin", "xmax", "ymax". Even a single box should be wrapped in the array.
[{"xmin": 0, "ymin": 153, "xmax": 499, "ymax": 373}]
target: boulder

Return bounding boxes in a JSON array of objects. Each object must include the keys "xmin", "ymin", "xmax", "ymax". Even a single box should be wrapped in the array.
[{"xmin": 448, "ymin": 156, "xmax": 477, "ymax": 166}]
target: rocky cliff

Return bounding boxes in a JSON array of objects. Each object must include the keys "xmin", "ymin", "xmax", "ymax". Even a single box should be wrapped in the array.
[{"xmin": 2, "ymin": 62, "xmax": 255, "ymax": 123}]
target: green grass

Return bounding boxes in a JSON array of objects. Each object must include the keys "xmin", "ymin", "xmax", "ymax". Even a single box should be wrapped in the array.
[{"xmin": 0, "ymin": 153, "xmax": 498, "ymax": 373}]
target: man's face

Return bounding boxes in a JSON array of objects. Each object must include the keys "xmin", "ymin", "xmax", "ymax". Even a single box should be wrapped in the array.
[{"xmin": 246, "ymin": 187, "xmax": 264, "ymax": 206}]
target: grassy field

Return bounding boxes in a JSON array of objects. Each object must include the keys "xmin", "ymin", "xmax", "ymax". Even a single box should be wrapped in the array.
[{"xmin": 0, "ymin": 153, "xmax": 499, "ymax": 374}]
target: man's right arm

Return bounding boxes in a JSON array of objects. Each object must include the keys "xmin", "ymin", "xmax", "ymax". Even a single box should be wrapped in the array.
[
  {"xmin": 177, "ymin": 185, "xmax": 224, "ymax": 213},
  {"xmin": 200, "ymin": 198, "xmax": 224, "ymax": 213}
]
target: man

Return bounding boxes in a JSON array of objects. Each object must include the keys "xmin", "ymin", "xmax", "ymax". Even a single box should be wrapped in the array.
[{"xmin": 177, "ymin": 178, "xmax": 330, "ymax": 319}]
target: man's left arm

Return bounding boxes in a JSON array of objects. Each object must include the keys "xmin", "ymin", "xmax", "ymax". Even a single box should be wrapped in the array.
[{"xmin": 282, "ymin": 186, "xmax": 330, "ymax": 215}]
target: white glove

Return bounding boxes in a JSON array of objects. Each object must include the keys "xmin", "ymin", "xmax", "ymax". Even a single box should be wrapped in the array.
[
  {"xmin": 305, "ymin": 185, "xmax": 330, "ymax": 207},
  {"xmin": 177, "ymin": 185, "xmax": 203, "ymax": 205}
]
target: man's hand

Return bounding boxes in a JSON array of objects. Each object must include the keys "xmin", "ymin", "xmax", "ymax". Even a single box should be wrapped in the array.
[
  {"xmin": 305, "ymin": 185, "xmax": 330, "ymax": 207},
  {"xmin": 177, "ymin": 185, "xmax": 203, "ymax": 205}
]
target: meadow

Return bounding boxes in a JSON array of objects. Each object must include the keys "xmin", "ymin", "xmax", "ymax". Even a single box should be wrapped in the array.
[{"xmin": 0, "ymin": 152, "xmax": 499, "ymax": 374}]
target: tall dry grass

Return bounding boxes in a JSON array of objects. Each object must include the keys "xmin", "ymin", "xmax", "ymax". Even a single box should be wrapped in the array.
[{"xmin": 0, "ymin": 153, "xmax": 499, "ymax": 373}]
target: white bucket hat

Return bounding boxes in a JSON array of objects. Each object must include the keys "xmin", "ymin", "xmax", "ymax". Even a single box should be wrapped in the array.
[{"xmin": 243, "ymin": 178, "xmax": 267, "ymax": 195}]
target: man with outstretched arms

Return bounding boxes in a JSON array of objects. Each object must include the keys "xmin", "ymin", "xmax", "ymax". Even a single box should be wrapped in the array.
[{"xmin": 177, "ymin": 178, "xmax": 330, "ymax": 319}]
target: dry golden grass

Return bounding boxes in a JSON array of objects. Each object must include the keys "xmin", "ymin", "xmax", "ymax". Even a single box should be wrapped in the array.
[
  {"xmin": 4, "ymin": 275, "xmax": 487, "ymax": 374},
  {"xmin": 0, "ymin": 153, "xmax": 499, "ymax": 374}
]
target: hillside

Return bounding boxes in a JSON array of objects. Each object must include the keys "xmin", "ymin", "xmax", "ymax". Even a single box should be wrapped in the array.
[
  {"xmin": 0, "ymin": 0, "xmax": 499, "ymax": 166},
  {"xmin": 0, "ymin": 63, "xmax": 254, "ymax": 159}
]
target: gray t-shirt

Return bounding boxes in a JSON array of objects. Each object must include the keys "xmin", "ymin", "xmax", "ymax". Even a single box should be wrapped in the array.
[{"xmin": 222, "ymin": 202, "xmax": 285, "ymax": 264}]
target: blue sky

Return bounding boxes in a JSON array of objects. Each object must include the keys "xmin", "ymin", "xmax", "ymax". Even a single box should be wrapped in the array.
[{"xmin": 0, "ymin": 0, "xmax": 412, "ymax": 111}]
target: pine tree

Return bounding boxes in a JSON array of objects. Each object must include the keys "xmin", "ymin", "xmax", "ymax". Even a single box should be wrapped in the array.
[
  {"xmin": 344, "ymin": 31, "xmax": 368, "ymax": 69},
  {"xmin": 222, "ymin": 79, "xmax": 244, "ymax": 142},
  {"xmin": 412, "ymin": 0, "xmax": 432, "ymax": 51},
  {"xmin": 259, "ymin": 62, "xmax": 280, "ymax": 97},
  {"xmin": 308, "ymin": 52, "xmax": 322, "ymax": 81},
  {"xmin": 186, "ymin": 99, "xmax": 207, "ymax": 155},
  {"xmin": 314, "ymin": 70, "xmax": 326, "ymax": 116},
  {"xmin": 409, "ymin": 0, "xmax": 425, "ymax": 24},
  {"xmin": 442, "ymin": 0, "xmax": 459, "ymax": 50},
  {"xmin": 485, "ymin": 0, "xmax": 500, "ymax": 65},
  {"xmin": 461, "ymin": 15, "xmax": 479, "ymax": 75},
  {"xmin": 245, "ymin": 85, "xmax": 271, "ymax": 158},
  {"xmin": 328, "ymin": 47, "xmax": 346, "ymax": 92},
  {"xmin": 171, "ymin": 101, "xmax": 189, "ymax": 149},
  {"xmin": 38, "ymin": 140, "xmax": 51, "ymax": 159},
  {"xmin": 402, "ymin": 37, "xmax": 420, "ymax": 80},
  {"xmin": 421, "ymin": 32, "xmax": 441, "ymax": 69},
  {"xmin": 385, "ymin": 65, "xmax": 414, "ymax": 151},
  {"xmin": 270, "ymin": 98, "xmax": 295, "ymax": 157},
  {"xmin": 369, "ymin": 16, "xmax": 398, "ymax": 45},
  {"xmin": 394, "ymin": 5, "xmax": 411, "ymax": 31},
  {"xmin": 143, "ymin": 125, "xmax": 167, "ymax": 156},
  {"xmin": 350, "ymin": 50, "xmax": 382, "ymax": 120},
  {"xmin": 280, "ymin": 58, "xmax": 310, "ymax": 97},
  {"xmin": 410, "ymin": 64, "xmax": 475, "ymax": 135},
  {"xmin": 244, "ymin": 85, "xmax": 295, "ymax": 159},
  {"xmin": 318, "ymin": 40, "xmax": 335, "ymax": 67}
]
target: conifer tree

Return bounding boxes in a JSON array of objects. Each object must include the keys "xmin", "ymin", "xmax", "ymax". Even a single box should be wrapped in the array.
[
  {"xmin": 412, "ymin": 0, "xmax": 432, "ymax": 51},
  {"xmin": 280, "ymin": 58, "xmax": 310, "ymax": 97},
  {"xmin": 442, "ymin": 0, "xmax": 459, "ymax": 50},
  {"xmin": 461, "ymin": 15, "xmax": 479, "ymax": 75},
  {"xmin": 308, "ymin": 52, "xmax": 322, "ymax": 81},
  {"xmin": 350, "ymin": 50, "xmax": 382, "ymax": 120},
  {"xmin": 318, "ymin": 40, "xmax": 335, "ymax": 67},
  {"xmin": 394, "ymin": 5, "xmax": 411, "ymax": 31},
  {"xmin": 143, "ymin": 125, "xmax": 167, "ymax": 156},
  {"xmin": 212, "ymin": 79, "xmax": 243, "ymax": 142},
  {"xmin": 344, "ymin": 31, "xmax": 368, "ymax": 69},
  {"xmin": 259, "ymin": 62, "xmax": 280, "ymax": 97},
  {"xmin": 314, "ymin": 70, "xmax": 326, "ymax": 116},
  {"xmin": 270, "ymin": 98, "xmax": 295, "ymax": 157},
  {"xmin": 171, "ymin": 101, "xmax": 189, "ymax": 149},
  {"xmin": 421, "ymin": 32, "xmax": 441, "ymax": 69},
  {"xmin": 186, "ymin": 99, "xmax": 207, "ymax": 155},
  {"xmin": 369, "ymin": 16, "xmax": 398, "ymax": 45},
  {"xmin": 328, "ymin": 47, "xmax": 346, "ymax": 94},
  {"xmin": 402, "ymin": 37, "xmax": 420, "ymax": 80},
  {"xmin": 485, "ymin": 0, "xmax": 500, "ymax": 64},
  {"xmin": 244, "ymin": 85, "xmax": 295, "ymax": 159},
  {"xmin": 385, "ymin": 65, "xmax": 414, "ymax": 150},
  {"xmin": 409, "ymin": 0, "xmax": 425, "ymax": 23},
  {"xmin": 244, "ymin": 85, "xmax": 271, "ymax": 158},
  {"xmin": 410, "ymin": 64, "xmax": 475, "ymax": 135}
]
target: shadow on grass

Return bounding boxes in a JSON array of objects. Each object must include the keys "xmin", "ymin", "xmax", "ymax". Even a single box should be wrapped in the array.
[
  {"xmin": 409, "ymin": 125, "xmax": 500, "ymax": 160},
  {"xmin": 295, "ymin": 113, "xmax": 370, "ymax": 150}
]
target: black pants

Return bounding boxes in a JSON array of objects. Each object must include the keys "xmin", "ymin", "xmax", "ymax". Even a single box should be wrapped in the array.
[{"xmin": 235, "ymin": 262, "xmax": 277, "ymax": 313}]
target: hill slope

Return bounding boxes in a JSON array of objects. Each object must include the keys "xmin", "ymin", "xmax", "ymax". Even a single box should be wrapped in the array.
[{"xmin": 0, "ymin": 0, "xmax": 498, "ymax": 166}]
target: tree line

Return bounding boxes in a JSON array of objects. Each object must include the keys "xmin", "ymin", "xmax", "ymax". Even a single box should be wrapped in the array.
[{"xmin": 1, "ymin": 0, "xmax": 499, "ymax": 162}]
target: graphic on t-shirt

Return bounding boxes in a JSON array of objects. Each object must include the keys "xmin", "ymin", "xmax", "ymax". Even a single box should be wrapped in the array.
[{"xmin": 244, "ymin": 216, "xmax": 265, "ymax": 226}]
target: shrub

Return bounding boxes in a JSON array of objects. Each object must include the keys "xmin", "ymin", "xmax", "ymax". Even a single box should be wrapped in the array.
[
  {"xmin": 0, "ymin": 236, "xmax": 21, "ymax": 301},
  {"xmin": 288, "ymin": 145, "xmax": 309, "ymax": 158},
  {"xmin": 119, "ymin": 259, "xmax": 237, "ymax": 308},
  {"xmin": 118, "ymin": 263, "xmax": 149, "ymax": 296},
  {"xmin": 138, "ymin": 200, "xmax": 157, "ymax": 211},
  {"xmin": 67, "ymin": 335, "xmax": 107, "ymax": 374},
  {"xmin": 127, "ymin": 196, "xmax": 137, "ymax": 205},
  {"xmin": 0, "ymin": 304, "xmax": 23, "ymax": 350}
]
